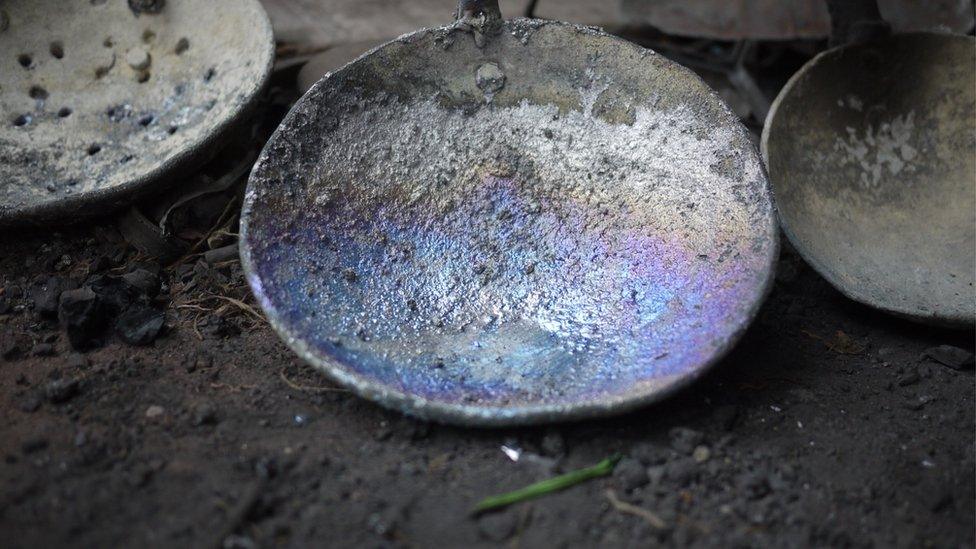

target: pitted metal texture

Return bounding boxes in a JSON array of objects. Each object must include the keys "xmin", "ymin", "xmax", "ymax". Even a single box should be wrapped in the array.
[
  {"xmin": 242, "ymin": 18, "xmax": 778, "ymax": 426},
  {"xmin": 0, "ymin": 0, "xmax": 274, "ymax": 225},
  {"xmin": 764, "ymin": 33, "xmax": 975, "ymax": 327}
]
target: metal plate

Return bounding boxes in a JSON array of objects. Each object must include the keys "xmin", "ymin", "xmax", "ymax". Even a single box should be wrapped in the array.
[
  {"xmin": 763, "ymin": 33, "xmax": 975, "ymax": 327},
  {"xmin": 242, "ymin": 19, "xmax": 778, "ymax": 426},
  {"xmin": 0, "ymin": 0, "xmax": 274, "ymax": 226},
  {"xmin": 536, "ymin": 0, "xmax": 974, "ymax": 41}
]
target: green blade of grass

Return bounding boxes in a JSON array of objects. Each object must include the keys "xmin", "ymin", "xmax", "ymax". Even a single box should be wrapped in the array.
[{"xmin": 473, "ymin": 454, "xmax": 622, "ymax": 513}]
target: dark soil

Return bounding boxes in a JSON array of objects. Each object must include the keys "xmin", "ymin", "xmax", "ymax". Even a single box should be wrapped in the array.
[
  {"xmin": 1, "ymin": 39, "xmax": 974, "ymax": 549},
  {"xmin": 3, "ymin": 205, "xmax": 974, "ymax": 549}
]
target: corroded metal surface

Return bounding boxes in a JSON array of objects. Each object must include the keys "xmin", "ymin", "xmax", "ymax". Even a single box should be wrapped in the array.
[
  {"xmin": 0, "ymin": 0, "xmax": 274, "ymax": 226},
  {"xmin": 763, "ymin": 33, "xmax": 976, "ymax": 327},
  {"xmin": 242, "ymin": 18, "xmax": 778, "ymax": 426},
  {"xmin": 534, "ymin": 0, "xmax": 974, "ymax": 40}
]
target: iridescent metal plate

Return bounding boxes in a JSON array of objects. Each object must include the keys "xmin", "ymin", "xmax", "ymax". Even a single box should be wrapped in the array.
[
  {"xmin": 0, "ymin": 0, "xmax": 274, "ymax": 226},
  {"xmin": 763, "ymin": 33, "xmax": 975, "ymax": 327},
  {"xmin": 241, "ymin": 19, "xmax": 777, "ymax": 426}
]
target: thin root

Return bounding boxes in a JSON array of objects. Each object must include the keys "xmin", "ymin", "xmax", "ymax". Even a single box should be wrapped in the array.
[
  {"xmin": 279, "ymin": 368, "xmax": 349, "ymax": 394},
  {"xmin": 605, "ymin": 489, "xmax": 668, "ymax": 530}
]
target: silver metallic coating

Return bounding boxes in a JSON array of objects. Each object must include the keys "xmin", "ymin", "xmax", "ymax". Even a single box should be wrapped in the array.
[
  {"xmin": 0, "ymin": 0, "xmax": 275, "ymax": 225},
  {"xmin": 242, "ymin": 19, "xmax": 778, "ymax": 426},
  {"xmin": 763, "ymin": 33, "xmax": 975, "ymax": 327}
]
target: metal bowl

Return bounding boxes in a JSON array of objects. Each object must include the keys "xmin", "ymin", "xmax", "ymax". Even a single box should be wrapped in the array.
[
  {"xmin": 242, "ymin": 16, "xmax": 777, "ymax": 426},
  {"xmin": 0, "ymin": 0, "xmax": 274, "ymax": 226},
  {"xmin": 763, "ymin": 33, "xmax": 975, "ymax": 326}
]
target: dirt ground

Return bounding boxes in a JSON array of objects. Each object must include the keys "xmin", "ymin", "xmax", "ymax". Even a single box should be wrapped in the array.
[{"xmin": 2, "ymin": 35, "xmax": 974, "ymax": 549}]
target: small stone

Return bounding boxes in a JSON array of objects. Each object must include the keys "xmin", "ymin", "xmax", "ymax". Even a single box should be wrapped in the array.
[
  {"xmin": 65, "ymin": 353, "xmax": 89, "ymax": 369},
  {"xmin": 21, "ymin": 437, "xmax": 49, "ymax": 454},
  {"xmin": 32, "ymin": 276, "xmax": 66, "ymax": 316},
  {"xmin": 877, "ymin": 347, "xmax": 896, "ymax": 361},
  {"xmin": 692, "ymin": 445, "xmax": 711, "ymax": 463},
  {"xmin": 924, "ymin": 345, "xmax": 975, "ymax": 370},
  {"xmin": 59, "ymin": 287, "xmax": 108, "ymax": 350},
  {"xmin": 405, "ymin": 421, "xmax": 430, "ymax": 441},
  {"xmin": 115, "ymin": 306, "xmax": 165, "ymax": 346},
  {"xmin": 738, "ymin": 472, "xmax": 771, "ymax": 500},
  {"xmin": 121, "ymin": 269, "xmax": 161, "ymax": 297},
  {"xmin": 647, "ymin": 465, "xmax": 665, "ymax": 486},
  {"xmin": 125, "ymin": 47, "xmax": 151, "ymax": 70},
  {"xmin": 669, "ymin": 427, "xmax": 704, "ymax": 454},
  {"xmin": 1, "ymin": 337, "xmax": 23, "ymax": 361},
  {"xmin": 193, "ymin": 403, "xmax": 218, "ymax": 426},
  {"xmin": 128, "ymin": 465, "xmax": 154, "ymax": 488},
  {"xmin": 341, "ymin": 268, "xmax": 358, "ymax": 282},
  {"xmin": 897, "ymin": 368, "xmax": 921, "ymax": 387},
  {"xmin": 374, "ymin": 421, "xmax": 392, "ymax": 441},
  {"xmin": 145, "ymin": 405, "xmax": 165, "ymax": 419},
  {"xmin": 45, "ymin": 378, "xmax": 79, "ymax": 403},
  {"xmin": 478, "ymin": 510, "xmax": 517, "ymax": 542},
  {"xmin": 32, "ymin": 343, "xmax": 56, "ymax": 357},
  {"xmin": 366, "ymin": 506, "xmax": 401, "ymax": 537},
  {"xmin": 631, "ymin": 442, "xmax": 668, "ymax": 465},
  {"xmin": 18, "ymin": 394, "xmax": 42, "ymax": 413},
  {"xmin": 666, "ymin": 457, "xmax": 699, "ymax": 487},
  {"xmin": 901, "ymin": 395, "xmax": 934, "ymax": 411},
  {"xmin": 614, "ymin": 457, "xmax": 649, "ymax": 491},
  {"xmin": 540, "ymin": 431, "xmax": 565, "ymax": 457}
]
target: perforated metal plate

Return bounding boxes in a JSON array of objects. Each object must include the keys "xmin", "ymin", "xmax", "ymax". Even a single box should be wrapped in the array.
[{"xmin": 0, "ymin": 0, "xmax": 274, "ymax": 226}]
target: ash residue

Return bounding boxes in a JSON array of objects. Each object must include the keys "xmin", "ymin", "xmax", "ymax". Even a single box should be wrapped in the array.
[{"xmin": 245, "ymin": 85, "xmax": 775, "ymax": 409}]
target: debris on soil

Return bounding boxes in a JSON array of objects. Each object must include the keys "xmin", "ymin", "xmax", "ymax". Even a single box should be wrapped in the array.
[
  {"xmin": 32, "ymin": 343, "xmax": 56, "ymax": 357},
  {"xmin": 44, "ymin": 378, "xmax": 80, "ymax": 404},
  {"xmin": 474, "ymin": 455, "xmax": 621, "ymax": 513},
  {"xmin": 65, "ymin": 353, "xmax": 88, "ymax": 369},
  {"xmin": 144, "ymin": 405, "xmax": 165, "ymax": 419},
  {"xmin": 21, "ymin": 437, "xmax": 49, "ymax": 454},
  {"xmin": 605, "ymin": 489, "xmax": 668, "ymax": 530},
  {"xmin": 669, "ymin": 427, "xmax": 705, "ymax": 454},
  {"xmin": 477, "ymin": 509, "xmax": 518, "ymax": 542},
  {"xmin": 58, "ymin": 287, "xmax": 108, "ymax": 349},
  {"xmin": 924, "ymin": 345, "xmax": 975, "ymax": 370},
  {"xmin": 692, "ymin": 445, "xmax": 712, "ymax": 463},
  {"xmin": 115, "ymin": 306, "xmax": 165, "ymax": 346},
  {"xmin": 121, "ymin": 269, "xmax": 161, "ymax": 298},
  {"xmin": 32, "ymin": 276, "xmax": 70, "ymax": 316},
  {"xmin": 540, "ymin": 431, "xmax": 566, "ymax": 457},
  {"xmin": 191, "ymin": 402, "xmax": 218, "ymax": 426},
  {"xmin": 613, "ymin": 457, "xmax": 649, "ymax": 492},
  {"xmin": 739, "ymin": 471, "xmax": 772, "ymax": 500},
  {"xmin": 804, "ymin": 329, "xmax": 866, "ymax": 355},
  {"xmin": 58, "ymin": 271, "xmax": 165, "ymax": 350}
]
